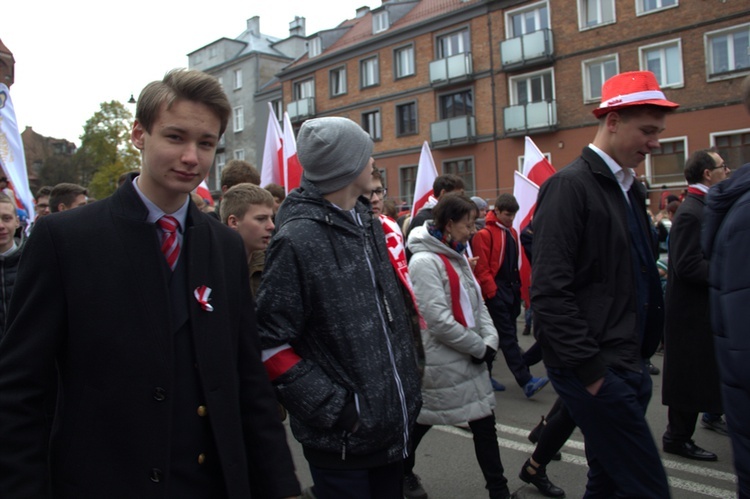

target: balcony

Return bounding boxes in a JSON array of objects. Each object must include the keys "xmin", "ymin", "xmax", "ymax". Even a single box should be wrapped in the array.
[
  {"xmin": 287, "ymin": 97, "xmax": 316, "ymax": 122},
  {"xmin": 503, "ymin": 100, "xmax": 558, "ymax": 136},
  {"xmin": 500, "ymin": 29, "xmax": 554, "ymax": 71},
  {"xmin": 429, "ymin": 53, "xmax": 474, "ymax": 87},
  {"xmin": 430, "ymin": 115, "xmax": 476, "ymax": 148}
]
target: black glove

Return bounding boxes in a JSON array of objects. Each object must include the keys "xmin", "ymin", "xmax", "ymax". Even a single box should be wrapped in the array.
[{"xmin": 472, "ymin": 346, "xmax": 497, "ymax": 365}]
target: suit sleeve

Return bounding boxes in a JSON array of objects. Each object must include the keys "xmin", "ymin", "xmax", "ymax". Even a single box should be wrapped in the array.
[
  {"xmin": 669, "ymin": 208, "xmax": 709, "ymax": 285},
  {"xmin": 255, "ymin": 232, "xmax": 351, "ymax": 431},
  {"xmin": 532, "ymin": 175, "xmax": 606, "ymax": 385},
  {"xmin": 470, "ymin": 229, "xmax": 497, "ymax": 300},
  {"xmin": 0, "ymin": 219, "xmax": 66, "ymax": 498}
]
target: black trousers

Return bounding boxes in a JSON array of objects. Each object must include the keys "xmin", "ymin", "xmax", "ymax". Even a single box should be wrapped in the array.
[
  {"xmin": 548, "ymin": 366, "xmax": 670, "ymax": 498},
  {"xmin": 405, "ymin": 415, "xmax": 509, "ymax": 499},
  {"xmin": 309, "ymin": 460, "xmax": 404, "ymax": 499},
  {"xmin": 485, "ymin": 295, "xmax": 531, "ymax": 387},
  {"xmin": 531, "ymin": 397, "xmax": 577, "ymax": 466},
  {"xmin": 664, "ymin": 407, "xmax": 699, "ymax": 443}
]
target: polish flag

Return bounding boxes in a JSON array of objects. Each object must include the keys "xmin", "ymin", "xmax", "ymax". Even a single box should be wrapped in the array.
[
  {"xmin": 514, "ymin": 137, "xmax": 556, "ymax": 306},
  {"xmin": 194, "ymin": 179, "xmax": 214, "ymax": 206},
  {"xmin": 522, "ymin": 136, "xmax": 556, "ymax": 188},
  {"xmin": 410, "ymin": 141, "xmax": 438, "ymax": 220},
  {"xmin": 282, "ymin": 112, "xmax": 303, "ymax": 194},
  {"xmin": 260, "ymin": 103, "xmax": 283, "ymax": 187}
]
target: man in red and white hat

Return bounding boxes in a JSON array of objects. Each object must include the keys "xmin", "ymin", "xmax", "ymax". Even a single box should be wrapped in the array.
[{"xmin": 531, "ymin": 71, "xmax": 678, "ymax": 498}]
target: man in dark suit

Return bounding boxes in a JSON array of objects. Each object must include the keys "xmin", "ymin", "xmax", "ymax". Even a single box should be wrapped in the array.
[
  {"xmin": 532, "ymin": 71, "xmax": 677, "ymax": 497},
  {"xmin": 0, "ymin": 69, "xmax": 300, "ymax": 499},
  {"xmin": 662, "ymin": 149, "xmax": 729, "ymax": 462}
]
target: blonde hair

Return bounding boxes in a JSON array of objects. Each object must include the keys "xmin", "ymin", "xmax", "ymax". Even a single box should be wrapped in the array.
[{"xmin": 220, "ymin": 183, "xmax": 274, "ymax": 224}]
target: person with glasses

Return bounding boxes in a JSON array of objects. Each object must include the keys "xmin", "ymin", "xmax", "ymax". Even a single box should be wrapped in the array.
[{"xmin": 662, "ymin": 148, "xmax": 730, "ymax": 462}]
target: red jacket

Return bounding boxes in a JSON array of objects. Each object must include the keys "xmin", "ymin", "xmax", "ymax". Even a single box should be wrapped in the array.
[{"xmin": 471, "ymin": 210, "xmax": 510, "ymax": 300}]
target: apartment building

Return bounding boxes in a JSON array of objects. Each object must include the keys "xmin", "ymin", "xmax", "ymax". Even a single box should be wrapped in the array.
[
  {"xmin": 263, "ymin": 0, "xmax": 749, "ymax": 211},
  {"xmin": 188, "ymin": 16, "xmax": 307, "ymax": 191}
]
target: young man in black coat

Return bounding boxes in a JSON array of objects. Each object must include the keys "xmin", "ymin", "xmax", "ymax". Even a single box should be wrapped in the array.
[
  {"xmin": 532, "ymin": 71, "xmax": 677, "ymax": 498},
  {"xmin": 0, "ymin": 69, "xmax": 300, "ymax": 499}
]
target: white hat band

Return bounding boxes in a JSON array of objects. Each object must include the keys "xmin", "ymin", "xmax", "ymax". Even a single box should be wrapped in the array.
[{"xmin": 599, "ymin": 89, "xmax": 667, "ymax": 109}]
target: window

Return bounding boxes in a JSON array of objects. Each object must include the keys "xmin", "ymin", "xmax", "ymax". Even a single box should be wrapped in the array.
[
  {"xmin": 507, "ymin": 1, "xmax": 549, "ymax": 37},
  {"xmin": 714, "ymin": 130, "xmax": 750, "ymax": 172},
  {"xmin": 217, "ymin": 76, "xmax": 224, "ymax": 88},
  {"xmin": 578, "ymin": 0, "xmax": 615, "ymax": 29},
  {"xmin": 636, "ymin": 0, "xmax": 677, "ymax": 15},
  {"xmin": 646, "ymin": 137, "xmax": 686, "ymax": 185},
  {"xmin": 271, "ymin": 99, "xmax": 283, "ymax": 120},
  {"xmin": 439, "ymin": 89, "xmax": 473, "ymax": 119},
  {"xmin": 583, "ymin": 55, "xmax": 618, "ymax": 102},
  {"xmin": 233, "ymin": 69, "xmax": 243, "ymax": 90},
  {"xmin": 218, "ymin": 134, "xmax": 225, "ymax": 147},
  {"xmin": 330, "ymin": 67, "xmax": 347, "ymax": 96},
  {"xmin": 309, "ymin": 37, "xmax": 322, "ymax": 57},
  {"xmin": 395, "ymin": 45, "xmax": 415, "ymax": 78},
  {"xmin": 233, "ymin": 106, "xmax": 244, "ymax": 132},
  {"xmin": 509, "ymin": 70, "xmax": 554, "ymax": 105},
  {"xmin": 294, "ymin": 78, "xmax": 315, "ymax": 99},
  {"xmin": 396, "ymin": 102, "xmax": 417, "ymax": 136},
  {"xmin": 360, "ymin": 56, "xmax": 380, "ymax": 88},
  {"xmin": 373, "ymin": 11, "xmax": 389, "ymax": 33},
  {"xmin": 215, "ymin": 152, "xmax": 226, "ymax": 187},
  {"xmin": 362, "ymin": 110, "xmax": 382, "ymax": 141},
  {"xmin": 443, "ymin": 158, "xmax": 475, "ymax": 195},
  {"xmin": 399, "ymin": 165, "xmax": 417, "ymax": 205},
  {"xmin": 234, "ymin": 149, "xmax": 245, "ymax": 161},
  {"xmin": 209, "ymin": 46, "xmax": 218, "ymax": 58},
  {"xmin": 437, "ymin": 29, "xmax": 470, "ymax": 58},
  {"xmin": 640, "ymin": 39, "xmax": 683, "ymax": 88},
  {"xmin": 706, "ymin": 24, "xmax": 750, "ymax": 77}
]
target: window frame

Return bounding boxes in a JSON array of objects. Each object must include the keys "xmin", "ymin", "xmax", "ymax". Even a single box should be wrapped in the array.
[
  {"xmin": 293, "ymin": 78, "xmax": 315, "ymax": 100},
  {"xmin": 505, "ymin": 0, "xmax": 550, "ymax": 38},
  {"xmin": 508, "ymin": 68, "xmax": 556, "ymax": 106},
  {"xmin": 436, "ymin": 28, "xmax": 471, "ymax": 59},
  {"xmin": 360, "ymin": 55, "xmax": 380, "ymax": 89},
  {"xmin": 396, "ymin": 101, "xmax": 418, "ymax": 137},
  {"xmin": 399, "ymin": 165, "xmax": 418, "ymax": 205},
  {"xmin": 577, "ymin": 0, "xmax": 616, "ymax": 31},
  {"xmin": 437, "ymin": 87, "xmax": 474, "ymax": 120},
  {"xmin": 373, "ymin": 11, "xmax": 389, "ymax": 34},
  {"xmin": 644, "ymin": 136, "xmax": 687, "ymax": 187},
  {"xmin": 581, "ymin": 54, "xmax": 619, "ymax": 104},
  {"xmin": 329, "ymin": 66, "xmax": 348, "ymax": 97},
  {"xmin": 704, "ymin": 23, "xmax": 750, "ymax": 81},
  {"xmin": 233, "ymin": 149, "xmax": 245, "ymax": 161},
  {"xmin": 711, "ymin": 128, "xmax": 750, "ymax": 173},
  {"xmin": 233, "ymin": 69, "xmax": 243, "ymax": 90},
  {"xmin": 394, "ymin": 44, "xmax": 416, "ymax": 79},
  {"xmin": 361, "ymin": 109, "xmax": 382, "ymax": 141},
  {"xmin": 233, "ymin": 106, "xmax": 244, "ymax": 133},
  {"xmin": 309, "ymin": 37, "xmax": 322, "ymax": 58},
  {"xmin": 635, "ymin": 0, "xmax": 678, "ymax": 16},
  {"xmin": 442, "ymin": 157, "xmax": 476, "ymax": 196},
  {"xmin": 639, "ymin": 38, "xmax": 684, "ymax": 89},
  {"xmin": 214, "ymin": 152, "xmax": 226, "ymax": 188}
]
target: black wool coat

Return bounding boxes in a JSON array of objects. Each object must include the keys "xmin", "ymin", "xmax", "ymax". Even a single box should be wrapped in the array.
[{"xmin": 0, "ymin": 179, "xmax": 299, "ymax": 499}]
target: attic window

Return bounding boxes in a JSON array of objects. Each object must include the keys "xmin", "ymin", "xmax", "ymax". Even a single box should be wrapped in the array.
[
  {"xmin": 309, "ymin": 37, "xmax": 322, "ymax": 57},
  {"xmin": 373, "ymin": 11, "xmax": 389, "ymax": 34}
]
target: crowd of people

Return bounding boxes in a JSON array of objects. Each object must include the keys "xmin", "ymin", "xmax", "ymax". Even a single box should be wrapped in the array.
[{"xmin": 0, "ymin": 66, "xmax": 748, "ymax": 499}]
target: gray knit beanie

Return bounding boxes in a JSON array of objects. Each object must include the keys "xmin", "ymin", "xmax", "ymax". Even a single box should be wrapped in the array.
[{"xmin": 297, "ymin": 117, "xmax": 374, "ymax": 194}]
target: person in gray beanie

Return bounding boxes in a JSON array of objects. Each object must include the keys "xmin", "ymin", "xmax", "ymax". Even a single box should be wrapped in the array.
[
  {"xmin": 256, "ymin": 117, "xmax": 423, "ymax": 499},
  {"xmin": 471, "ymin": 196, "xmax": 489, "ymax": 230}
]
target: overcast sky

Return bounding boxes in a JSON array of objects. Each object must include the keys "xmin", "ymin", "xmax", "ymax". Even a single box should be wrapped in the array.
[{"xmin": 2, "ymin": 1, "xmax": 379, "ymax": 146}]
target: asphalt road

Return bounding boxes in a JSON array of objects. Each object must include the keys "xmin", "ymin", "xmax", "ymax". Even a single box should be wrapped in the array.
[{"xmin": 283, "ymin": 328, "xmax": 738, "ymax": 498}]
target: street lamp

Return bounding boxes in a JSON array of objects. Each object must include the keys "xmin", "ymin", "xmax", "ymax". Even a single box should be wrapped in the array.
[{"xmin": 127, "ymin": 94, "xmax": 136, "ymax": 104}]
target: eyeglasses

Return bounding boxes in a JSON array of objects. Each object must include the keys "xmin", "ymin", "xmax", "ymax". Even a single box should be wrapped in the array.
[
  {"xmin": 711, "ymin": 163, "xmax": 729, "ymax": 171},
  {"xmin": 370, "ymin": 188, "xmax": 387, "ymax": 198}
]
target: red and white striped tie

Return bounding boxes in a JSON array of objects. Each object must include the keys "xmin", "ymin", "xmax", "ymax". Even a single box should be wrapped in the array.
[{"xmin": 157, "ymin": 215, "xmax": 180, "ymax": 270}]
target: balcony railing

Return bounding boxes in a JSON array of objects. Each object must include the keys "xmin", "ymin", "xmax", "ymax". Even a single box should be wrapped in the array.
[
  {"xmin": 430, "ymin": 115, "xmax": 476, "ymax": 147},
  {"xmin": 429, "ymin": 53, "xmax": 474, "ymax": 86},
  {"xmin": 287, "ymin": 97, "xmax": 316, "ymax": 122},
  {"xmin": 500, "ymin": 28, "xmax": 554, "ymax": 71},
  {"xmin": 503, "ymin": 100, "xmax": 558, "ymax": 136}
]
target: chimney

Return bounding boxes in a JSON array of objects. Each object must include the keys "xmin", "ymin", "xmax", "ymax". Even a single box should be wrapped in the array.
[
  {"xmin": 289, "ymin": 16, "xmax": 306, "ymax": 37},
  {"xmin": 356, "ymin": 6, "xmax": 370, "ymax": 18},
  {"xmin": 246, "ymin": 16, "xmax": 260, "ymax": 36}
]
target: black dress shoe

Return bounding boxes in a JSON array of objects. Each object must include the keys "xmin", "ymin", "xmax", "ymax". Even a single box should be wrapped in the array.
[
  {"xmin": 519, "ymin": 459, "xmax": 565, "ymax": 498},
  {"xmin": 663, "ymin": 439, "xmax": 718, "ymax": 461}
]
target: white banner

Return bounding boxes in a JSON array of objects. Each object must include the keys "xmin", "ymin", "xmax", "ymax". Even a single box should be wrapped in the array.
[{"xmin": 0, "ymin": 83, "xmax": 35, "ymax": 221}]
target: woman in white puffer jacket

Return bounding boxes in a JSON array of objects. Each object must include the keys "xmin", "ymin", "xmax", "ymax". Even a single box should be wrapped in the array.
[{"xmin": 402, "ymin": 193, "xmax": 511, "ymax": 499}]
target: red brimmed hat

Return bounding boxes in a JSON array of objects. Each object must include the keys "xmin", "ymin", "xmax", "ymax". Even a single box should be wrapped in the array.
[{"xmin": 593, "ymin": 70, "xmax": 679, "ymax": 118}]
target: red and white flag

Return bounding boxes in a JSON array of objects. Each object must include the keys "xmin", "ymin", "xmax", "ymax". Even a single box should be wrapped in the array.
[
  {"xmin": 522, "ymin": 136, "xmax": 556, "ymax": 187},
  {"xmin": 282, "ymin": 112, "xmax": 302, "ymax": 195},
  {"xmin": 260, "ymin": 103, "xmax": 283, "ymax": 187},
  {"xmin": 0, "ymin": 84, "xmax": 35, "ymax": 222},
  {"xmin": 514, "ymin": 137, "xmax": 556, "ymax": 306},
  {"xmin": 410, "ymin": 141, "xmax": 438, "ymax": 220},
  {"xmin": 194, "ymin": 179, "xmax": 214, "ymax": 206}
]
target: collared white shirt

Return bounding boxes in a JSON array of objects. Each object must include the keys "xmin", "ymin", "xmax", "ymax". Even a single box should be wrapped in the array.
[
  {"xmin": 589, "ymin": 143, "xmax": 635, "ymax": 202},
  {"xmin": 132, "ymin": 176, "xmax": 189, "ymax": 249}
]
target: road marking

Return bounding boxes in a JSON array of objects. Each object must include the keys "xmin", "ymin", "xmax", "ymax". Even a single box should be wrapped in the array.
[{"xmin": 434, "ymin": 425, "xmax": 737, "ymax": 497}]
